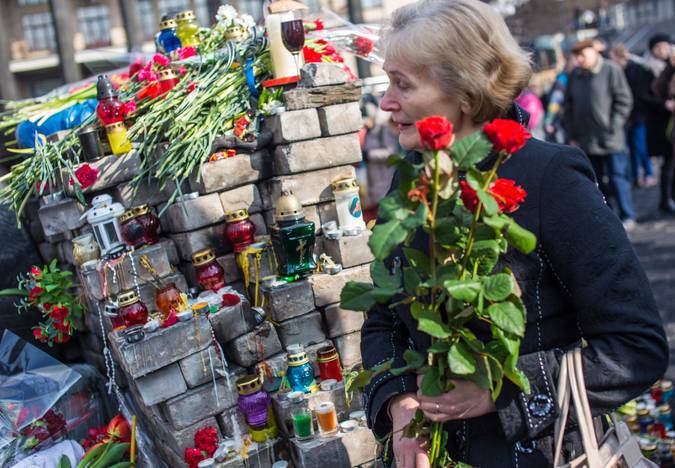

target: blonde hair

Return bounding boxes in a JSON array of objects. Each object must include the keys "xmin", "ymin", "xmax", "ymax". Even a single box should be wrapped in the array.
[{"xmin": 383, "ymin": 0, "xmax": 532, "ymax": 123}]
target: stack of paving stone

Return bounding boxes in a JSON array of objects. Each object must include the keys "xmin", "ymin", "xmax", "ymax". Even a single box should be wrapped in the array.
[{"xmin": 19, "ymin": 63, "xmax": 380, "ymax": 467}]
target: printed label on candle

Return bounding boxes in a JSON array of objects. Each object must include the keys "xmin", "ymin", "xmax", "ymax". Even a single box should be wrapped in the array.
[{"xmin": 349, "ymin": 196, "xmax": 362, "ymax": 219}]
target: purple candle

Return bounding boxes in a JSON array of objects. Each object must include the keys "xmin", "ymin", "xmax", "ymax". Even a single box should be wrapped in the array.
[{"xmin": 236, "ymin": 374, "xmax": 270, "ymax": 428}]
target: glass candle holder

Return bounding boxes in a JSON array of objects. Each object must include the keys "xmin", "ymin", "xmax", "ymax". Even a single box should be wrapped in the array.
[
  {"xmin": 315, "ymin": 401, "xmax": 338, "ymax": 436},
  {"xmin": 155, "ymin": 282, "xmax": 188, "ymax": 320},
  {"xmin": 105, "ymin": 122, "xmax": 133, "ymax": 155},
  {"xmin": 192, "ymin": 249, "xmax": 226, "ymax": 292},
  {"xmin": 117, "ymin": 289, "xmax": 149, "ymax": 327},
  {"xmin": 317, "ymin": 345, "xmax": 343, "ymax": 382},
  {"xmin": 157, "ymin": 16, "xmax": 182, "ymax": 54},
  {"xmin": 286, "ymin": 348, "xmax": 317, "ymax": 394},
  {"xmin": 292, "ymin": 407, "xmax": 313, "ymax": 440},
  {"xmin": 176, "ymin": 10, "xmax": 200, "ymax": 47},
  {"xmin": 133, "ymin": 204, "xmax": 160, "ymax": 245},
  {"xmin": 225, "ymin": 209, "xmax": 256, "ymax": 253},
  {"xmin": 236, "ymin": 374, "xmax": 271, "ymax": 430}
]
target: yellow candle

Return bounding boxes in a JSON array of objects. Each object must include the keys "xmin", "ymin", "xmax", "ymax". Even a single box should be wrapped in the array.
[{"xmin": 105, "ymin": 122, "xmax": 132, "ymax": 155}]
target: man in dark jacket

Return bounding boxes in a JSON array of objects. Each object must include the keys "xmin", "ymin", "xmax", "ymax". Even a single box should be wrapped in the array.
[{"xmin": 564, "ymin": 39, "xmax": 636, "ymax": 228}]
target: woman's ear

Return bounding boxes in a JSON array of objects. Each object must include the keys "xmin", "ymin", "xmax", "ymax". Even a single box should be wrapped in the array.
[{"xmin": 460, "ymin": 101, "xmax": 472, "ymax": 116}]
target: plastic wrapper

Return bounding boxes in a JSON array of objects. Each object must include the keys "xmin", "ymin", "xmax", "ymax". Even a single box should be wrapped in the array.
[
  {"xmin": 0, "ymin": 330, "xmax": 104, "ymax": 466},
  {"xmin": 307, "ymin": 10, "xmax": 383, "ymax": 65}
]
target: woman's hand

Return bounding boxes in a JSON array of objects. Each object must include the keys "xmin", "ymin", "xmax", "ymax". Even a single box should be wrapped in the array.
[
  {"xmin": 389, "ymin": 393, "xmax": 430, "ymax": 468},
  {"xmin": 416, "ymin": 375, "xmax": 496, "ymax": 422}
]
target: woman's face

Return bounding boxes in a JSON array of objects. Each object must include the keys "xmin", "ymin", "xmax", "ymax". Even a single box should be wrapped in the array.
[{"xmin": 380, "ymin": 59, "xmax": 467, "ymax": 151}]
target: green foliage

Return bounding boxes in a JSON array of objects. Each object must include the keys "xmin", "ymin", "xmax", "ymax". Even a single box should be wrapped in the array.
[{"xmin": 451, "ymin": 132, "xmax": 493, "ymax": 170}]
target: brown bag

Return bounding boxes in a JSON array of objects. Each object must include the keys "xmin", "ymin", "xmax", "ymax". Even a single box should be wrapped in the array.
[{"xmin": 553, "ymin": 348, "xmax": 657, "ymax": 468}]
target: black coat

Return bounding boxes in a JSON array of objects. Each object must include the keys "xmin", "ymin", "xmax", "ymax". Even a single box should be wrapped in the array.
[{"xmin": 361, "ymin": 111, "xmax": 668, "ymax": 467}]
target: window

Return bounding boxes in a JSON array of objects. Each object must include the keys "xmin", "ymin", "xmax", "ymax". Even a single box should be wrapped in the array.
[
  {"xmin": 78, "ymin": 5, "xmax": 111, "ymax": 48},
  {"xmin": 21, "ymin": 12, "xmax": 56, "ymax": 51}
]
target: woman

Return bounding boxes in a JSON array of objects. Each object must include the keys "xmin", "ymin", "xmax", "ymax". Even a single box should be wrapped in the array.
[{"xmin": 361, "ymin": 1, "xmax": 668, "ymax": 467}]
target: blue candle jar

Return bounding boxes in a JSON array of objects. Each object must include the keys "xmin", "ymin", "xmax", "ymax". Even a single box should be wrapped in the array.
[
  {"xmin": 286, "ymin": 346, "xmax": 318, "ymax": 394},
  {"xmin": 157, "ymin": 16, "xmax": 182, "ymax": 54}
]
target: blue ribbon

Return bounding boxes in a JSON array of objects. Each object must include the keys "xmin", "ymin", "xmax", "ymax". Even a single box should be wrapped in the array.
[{"xmin": 245, "ymin": 58, "xmax": 259, "ymax": 98}]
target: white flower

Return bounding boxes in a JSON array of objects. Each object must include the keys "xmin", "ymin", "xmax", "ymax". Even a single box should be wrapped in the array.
[
  {"xmin": 216, "ymin": 4, "xmax": 237, "ymax": 23},
  {"xmin": 238, "ymin": 14, "xmax": 256, "ymax": 30}
]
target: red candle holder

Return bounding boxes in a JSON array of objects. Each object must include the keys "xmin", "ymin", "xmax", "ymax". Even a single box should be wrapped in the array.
[
  {"xmin": 158, "ymin": 69, "xmax": 180, "ymax": 95},
  {"xmin": 225, "ymin": 209, "xmax": 256, "ymax": 253},
  {"xmin": 192, "ymin": 248, "xmax": 226, "ymax": 292},
  {"xmin": 117, "ymin": 289, "xmax": 149, "ymax": 327},
  {"xmin": 317, "ymin": 345, "xmax": 343, "ymax": 382}
]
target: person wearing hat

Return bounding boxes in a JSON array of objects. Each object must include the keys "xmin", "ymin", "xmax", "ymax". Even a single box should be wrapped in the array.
[{"xmin": 564, "ymin": 38, "xmax": 637, "ymax": 229}]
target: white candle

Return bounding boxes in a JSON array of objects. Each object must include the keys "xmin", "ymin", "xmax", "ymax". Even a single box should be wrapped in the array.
[{"xmin": 266, "ymin": 11, "xmax": 304, "ymax": 79}]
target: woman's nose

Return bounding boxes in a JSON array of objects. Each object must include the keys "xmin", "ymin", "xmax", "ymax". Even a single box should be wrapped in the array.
[{"xmin": 380, "ymin": 88, "xmax": 400, "ymax": 112}]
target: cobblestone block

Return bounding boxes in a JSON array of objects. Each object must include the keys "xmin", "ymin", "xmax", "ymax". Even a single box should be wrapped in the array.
[
  {"xmin": 161, "ymin": 193, "xmax": 225, "ymax": 233},
  {"xmin": 342, "ymin": 427, "xmax": 378, "ymax": 466},
  {"xmin": 262, "ymin": 279, "xmax": 314, "ymax": 322},
  {"xmin": 115, "ymin": 179, "xmax": 175, "ymax": 209},
  {"xmin": 275, "ymin": 311, "xmax": 326, "ymax": 349},
  {"xmin": 37, "ymin": 242, "xmax": 58, "ymax": 263},
  {"xmin": 179, "ymin": 345, "xmax": 226, "ymax": 388},
  {"xmin": 135, "ymin": 363, "xmax": 188, "ymax": 406},
  {"xmin": 56, "ymin": 239, "xmax": 75, "ymax": 265},
  {"xmin": 109, "ymin": 316, "xmax": 212, "ymax": 378},
  {"xmin": 217, "ymin": 405, "xmax": 250, "ymax": 439},
  {"xmin": 154, "ymin": 415, "xmax": 221, "ymax": 456},
  {"xmin": 219, "ymin": 440, "xmax": 275, "ymax": 468},
  {"xmin": 273, "ymin": 134, "xmax": 362, "ymax": 176},
  {"xmin": 260, "ymin": 165, "xmax": 356, "ymax": 210},
  {"xmin": 170, "ymin": 214, "xmax": 266, "ymax": 262},
  {"xmin": 323, "ymin": 303, "xmax": 365, "ymax": 339},
  {"xmin": 161, "ymin": 378, "xmax": 239, "ymax": 430},
  {"xmin": 209, "ymin": 300, "xmax": 257, "ymax": 344},
  {"xmin": 38, "ymin": 197, "xmax": 85, "ymax": 237},
  {"xmin": 158, "ymin": 237, "xmax": 179, "ymax": 265},
  {"xmin": 290, "ymin": 436, "xmax": 349, "ymax": 468},
  {"xmin": 334, "ymin": 331, "xmax": 362, "ymax": 371},
  {"xmin": 264, "ymin": 108, "xmax": 321, "ymax": 145},
  {"xmin": 300, "ymin": 62, "xmax": 350, "ymax": 87},
  {"xmin": 284, "ymin": 83, "xmax": 362, "ymax": 111},
  {"xmin": 224, "ymin": 321, "xmax": 282, "ymax": 368},
  {"xmin": 65, "ymin": 150, "xmax": 141, "ymax": 193},
  {"xmin": 219, "ymin": 184, "xmax": 263, "ymax": 214},
  {"xmin": 323, "ymin": 230, "xmax": 374, "ymax": 269},
  {"xmin": 189, "ymin": 151, "xmax": 272, "ymax": 194},
  {"xmin": 309, "ymin": 264, "xmax": 371, "ymax": 307},
  {"xmin": 318, "ymin": 102, "xmax": 363, "ymax": 136},
  {"xmin": 271, "ymin": 391, "xmax": 310, "ymax": 437}
]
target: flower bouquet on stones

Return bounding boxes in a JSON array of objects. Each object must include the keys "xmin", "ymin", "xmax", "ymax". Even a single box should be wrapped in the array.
[{"xmin": 341, "ymin": 116, "xmax": 536, "ymax": 467}]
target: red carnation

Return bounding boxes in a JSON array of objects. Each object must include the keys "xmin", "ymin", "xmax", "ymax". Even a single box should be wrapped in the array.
[
  {"xmin": 194, "ymin": 426, "xmax": 218, "ymax": 456},
  {"xmin": 122, "ymin": 99, "xmax": 137, "ymax": 117},
  {"xmin": 489, "ymin": 178, "xmax": 527, "ymax": 213},
  {"xmin": 303, "ymin": 45, "xmax": 324, "ymax": 63},
  {"xmin": 416, "ymin": 116, "xmax": 454, "ymax": 151},
  {"xmin": 30, "ymin": 266, "xmax": 42, "ymax": 278},
  {"xmin": 49, "ymin": 306, "xmax": 68, "ymax": 322},
  {"xmin": 186, "ymin": 82, "xmax": 196, "ymax": 94},
  {"xmin": 128, "ymin": 58, "xmax": 145, "ymax": 78},
  {"xmin": 483, "ymin": 119, "xmax": 531, "ymax": 155},
  {"xmin": 71, "ymin": 164, "xmax": 99, "ymax": 190},
  {"xmin": 352, "ymin": 36, "xmax": 374, "ymax": 57},
  {"xmin": 152, "ymin": 53, "xmax": 170, "ymax": 67},
  {"xmin": 178, "ymin": 47, "xmax": 196, "ymax": 60},
  {"xmin": 28, "ymin": 287, "xmax": 43, "ymax": 303},
  {"xmin": 185, "ymin": 447, "xmax": 207, "ymax": 468}
]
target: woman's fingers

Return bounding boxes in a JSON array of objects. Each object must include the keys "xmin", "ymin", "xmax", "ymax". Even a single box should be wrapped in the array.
[{"xmin": 416, "ymin": 446, "xmax": 431, "ymax": 468}]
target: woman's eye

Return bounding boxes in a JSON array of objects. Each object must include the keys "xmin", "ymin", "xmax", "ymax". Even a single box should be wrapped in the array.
[{"xmin": 397, "ymin": 80, "xmax": 410, "ymax": 90}]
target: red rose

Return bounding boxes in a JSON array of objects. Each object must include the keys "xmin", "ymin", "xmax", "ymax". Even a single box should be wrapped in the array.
[
  {"xmin": 53, "ymin": 320, "xmax": 70, "ymax": 333},
  {"xmin": 185, "ymin": 447, "xmax": 207, "ymax": 468},
  {"xmin": 483, "ymin": 119, "xmax": 531, "ymax": 155},
  {"xmin": 30, "ymin": 266, "xmax": 42, "ymax": 278},
  {"xmin": 71, "ymin": 164, "xmax": 99, "ymax": 190},
  {"xmin": 415, "ymin": 116, "xmax": 454, "ymax": 151},
  {"xmin": 460, "ymin": 180, "xmax": 479, "ymax": 212},
  {"xmin": 43, "ymin": 410, "xmax": 66, "ymax": 436},
  {"xmin": 194, "ymin": 426, "xmax": 218, "ymax": 456},
  {"xmin": 28, "ymin": 287, "xmax": 43, "ymax": 303},
  {"xmin": 352, "ymin": 36, "xmax": 374, "ymax": 57},
  {"xmin": 50, "ymin": 306, "xmax": 69, "ymax": 322},
  {"xmin": 489, "ymin": 178, "xmax": 527, "ymax": 213},
  {"xmin": 32, "ymin": 327, "xmax": 47, "ymax": 342},
  {"xmin": 54, "ymin": 334, "xmax": 71, "ymax": 344}
]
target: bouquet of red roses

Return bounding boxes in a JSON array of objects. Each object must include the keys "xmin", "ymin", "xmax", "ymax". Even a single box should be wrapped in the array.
[
  {"xmin": 185, "ymin": 426, "xmax": 219, "ymax": 468},
  {"xmin": 341, "ymin": 116, "xmax": 535, "ymax": 467}
]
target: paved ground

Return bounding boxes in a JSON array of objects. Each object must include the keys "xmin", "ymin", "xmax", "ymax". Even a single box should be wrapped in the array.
[{"xmin": 626, "ymin": 162, "xmax": 675, "ymax": 379}]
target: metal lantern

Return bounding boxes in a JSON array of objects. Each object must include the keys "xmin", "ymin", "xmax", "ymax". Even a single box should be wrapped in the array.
[{"xmin": 83, "ymin": 194, "xmax": 125, "ymax": 256}]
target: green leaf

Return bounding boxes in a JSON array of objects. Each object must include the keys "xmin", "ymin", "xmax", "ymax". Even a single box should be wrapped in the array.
[
  {"xmin": 379, "ymin": 192, "xmax": 409, "ymax": 222},
  {"xmin": 471, "ymin": 240, "xmax": 501, "ymax": 275},
  {"xmin": 483, "ymin": 214, "xmax": 509, "ymax": 231},
  {"xmin": 428, "ymin": 341, "xmax": 450, "ymax": 353},
  {"xmin": 45, "ymin": 284, "xmax": 59, "ymax": 293},
  {"xmin": 402, "ymin": 203, "xmax": 428, "ymax": 230},
  {"xmin": 465, "ymin": 371, "xmax": 491, "ymax": 390},
  {"xmin": 416, "ymin": 309, "xmax": 453, "ymax": 338},
  {"xmin": 403, "ymin": 267, "xmax": 421, "ymax": 295},
  {"xmin": 460, "ymin": 330, "xmax": 485, "ymax": 352},
  {"xmin": 340, "ymin": 282, "xmax": 376, "ymax": 311},
  {"xmin": 370, "ymin": 261, "xmax": 401, "ymax": 290},
  {"xmin": 420, "ymin": 367, "xmax": 444, "ymax": 396},
  {"xmin": 403, "ymin": 247, "xmax": 431, "ymax": 275},
  {"xmin": 448, "ymin": 342, "xmax": 477, "ymax": 375},
  {"xmin": 488, "ymin": 302, "xmax": 525, "ymax": 337},
  {"xmin": 482, "ymin": 274, "xmax": 514, "ymax": 301},
  {"xmin": 349, "ymin": 369, "xmax": 374, "ymax": 390},
  {"xmin": 368, "ymin": 219, "xmax": 408, "ymax": 260},
  {"xmin": 493, "ymin": 326, "xmax": 520, "ymax": 357},
  {"xmin": 435, "ymin": 218, "xmax": 463, "ymax": 246},
  {"xmin": 465, "ymin": 168, "xmax": 485, "ymax": 190},
  {"xmin": 451, "ymin": 132, "xmax": 493, "ymax": 170},
  {"xmin": 372, "ymin": 286, "xmax": 402, "ymax": 304},
  {"xmin": 443, "ymin": 279, "xmax": 481, "ymax": 303},
  {"xmin": 391, "ymin": 349, "xmax": 426, "ymax": 376},
  {"xmin": 476, "ymin": 188, "xmax": 499, "ymax": 216},
  {"xmin": 506, "ymin": 368, "xmax": 531, "ymax": 394},
  {"xmin": 504, "ymin": 219, "xmax": 537, "ymax": 254}
]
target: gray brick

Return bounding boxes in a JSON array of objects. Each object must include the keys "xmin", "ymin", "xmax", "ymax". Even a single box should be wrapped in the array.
[
  {"xmin": 260, "ymin": 165, "xmax": 356, "ymax": 210},
  {"xmin": 115, "ymin": 179, "xmax": 175, "ymax": 209},
  {"xmin": 161, "ymin": 378, "xmax": 239, "ymax": 430},
  {"xmin": 151, "ymin": 414, "xmax": 221, "ymax": 456},
  {"xmin": 300, "ymin": 62, "xmax": 350, "ymax": 87},
  {"xmin": 161, "ymin": 193, "xmax": 225, "ymax": 233},
  {"xmin": 218, "ymin": 184, "xmax": 263, "ymax": 214},
  {"xmin": 334, "ymin": 331, "xmax": 362, "ymax": 371},
  {"xmin": 209, "ymin": 300, "xmax": 257, "ymax": 343},
  {"xmin": 56, "ymin": 239, "xmax": 75, "ymax": 265},
  {"xmin": 262, "ymin": 279, "xmax": 314, "ymax": 322},
  {"xmin": 264, "ymin": 108, "xmax": 321, "ymax": 144},
  {"xmin": 290, "ymin": 436, "xmax": 349, "ymax": 468},
  {"xmin": 158, "ymin": 237, "xmax": 180, "ymax": 265},
  {"xmin": 272, "ymin": 134, "xmax": 362, "ymax": 175},
  {"xmin": 323, "ymin": 230, "xmax": 374, "ymax": 269},
  {"xmin": 64, "ymin": 150, "xmax": 141, "ymax": 194},
  {"xmin": 308, "ymin": 264, "xmax": 371, "ymax": 307},
  {"xmin": 109, "ymin": 316, "xmax": 212, "ymax": 378},
  {"xmin": 224, "ymin": 321, "xmax": 282, "ymax": 368},
  {"xmin": 217, "ymin": 405, "xmax": 250, "ymax": 439},
  {"xmin": 284, "ymin": 82, "xmax": 362, "ymax": 111},
  {"xmin": 38, "ymin": 197, "xmax": 85, "ymax": 237},
  {"xmin": 189, "ymin": 151, "xmax": 272, "ymax": 194},
  {"xmin": 275, "ymin": 311, "xmax": 326, "ymax": 349},
  {"xmin": 271, "ymin": 391, "xmax": 310, "ymax": 437},
  {"xmin": 342, "ymin": 427, "xmax": 378, "ymax": 466},
  {"xmin": 179, "ymin": 346, "xmax": 227, "ymax": 388},
  {"xmin": 318, "ymin": 102, "xmax": 364, "ymax": 136},
  {"xmin": 37, "ymin": 242, "xmax": 57, "ymax": 263},
  {"xmin": 135, "ymin": 363, "xmax": 187, "ymax": 406},
  {"xmin": 323, "ymin": 303, "xmax": 365, "ymax": 338}
]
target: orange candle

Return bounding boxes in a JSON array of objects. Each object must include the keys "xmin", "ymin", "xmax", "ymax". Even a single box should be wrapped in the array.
[{"xmin": 316, "ymin": 401, "xmax": 338, "ymax": 435}]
